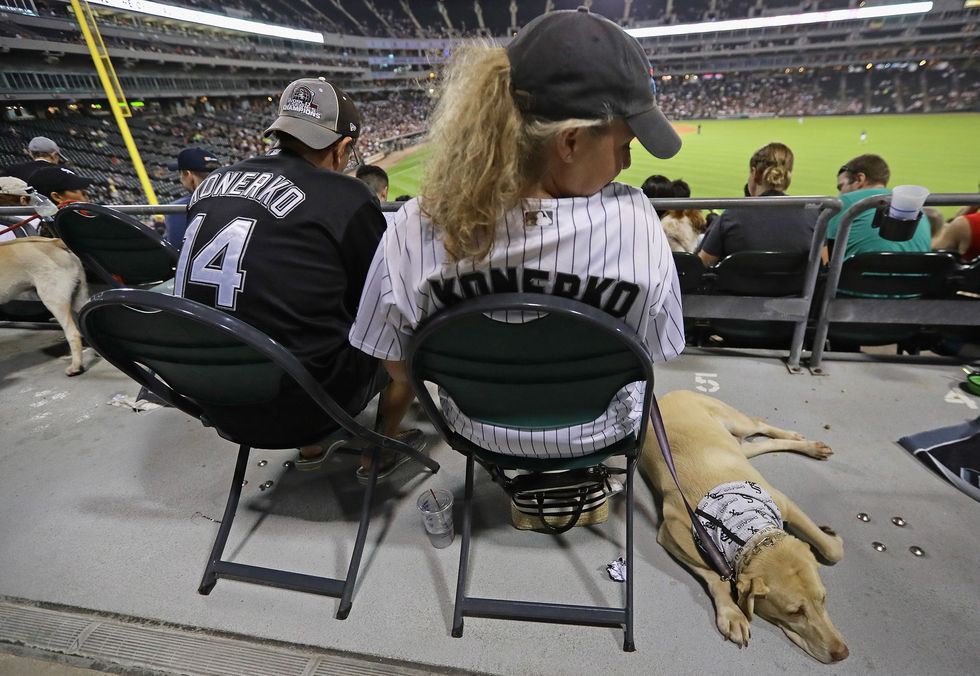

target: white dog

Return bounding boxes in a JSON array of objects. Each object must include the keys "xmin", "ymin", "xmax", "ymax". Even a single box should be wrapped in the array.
[{"xmin": 0, "ymin": 237, "xmax": 88, "ymax": 375}]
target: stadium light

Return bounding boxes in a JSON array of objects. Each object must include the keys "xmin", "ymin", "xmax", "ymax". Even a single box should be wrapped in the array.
[
  {"xmin": 85, "ymin": 0, "xmax": 324, "ymax": 44},
  {"xmin": 626, "ymin": 2, "xmax": 933, "ymax": 39}
]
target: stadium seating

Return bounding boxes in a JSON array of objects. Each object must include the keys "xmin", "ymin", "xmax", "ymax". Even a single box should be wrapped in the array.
[
  {"xmin": 78, "ymin": 288, "xmax": 439, "ymax": 617},
  {"xmin": 405, "ymin": 293, "xmax": 655, "ymax": 652}
]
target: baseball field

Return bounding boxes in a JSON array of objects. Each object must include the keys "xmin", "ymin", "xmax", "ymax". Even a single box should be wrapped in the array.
[{"xmin": 386, "ymin": 113, "xmax": 979, "ymax": 217}]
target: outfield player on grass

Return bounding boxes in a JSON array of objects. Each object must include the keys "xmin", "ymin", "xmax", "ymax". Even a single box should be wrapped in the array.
[{"xmin": 349, "ymin": 8, "xmax": 685, "ymax": 459}]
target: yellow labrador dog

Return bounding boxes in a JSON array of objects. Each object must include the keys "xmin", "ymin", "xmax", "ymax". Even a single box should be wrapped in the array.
[
  {"xmin": 640, "ymin": 390, "xmax": 848, "ymax": 663},
  {"xmin": 0, "ymin": 237, "xmax": 88, "ymax": 375}
]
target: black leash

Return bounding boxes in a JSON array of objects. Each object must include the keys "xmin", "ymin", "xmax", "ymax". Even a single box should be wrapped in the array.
[{"xmin": 648, "ymin": 396, "xmax": 738, "ymax": 597}]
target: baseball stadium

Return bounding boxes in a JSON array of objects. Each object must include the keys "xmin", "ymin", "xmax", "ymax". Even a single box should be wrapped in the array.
[{"xmin": 0, "ymin": 1, "xmax": 978, "ymax": 675}]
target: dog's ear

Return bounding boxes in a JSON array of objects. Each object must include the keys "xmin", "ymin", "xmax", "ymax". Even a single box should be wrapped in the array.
[{"xmin": 736, "ymin": 576, "xmax": 770, "ymax": 621}]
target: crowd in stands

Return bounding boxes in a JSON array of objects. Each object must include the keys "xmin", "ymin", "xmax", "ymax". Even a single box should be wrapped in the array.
[{"xmin": 0, "ymin": 93, "xmax": 430, "ymax": 205}]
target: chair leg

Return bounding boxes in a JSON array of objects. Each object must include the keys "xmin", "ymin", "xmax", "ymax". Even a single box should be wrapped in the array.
[
  {"xmin": 451, "ymin": 454, "xmax": 475, "ymax": 638},
  {"xmin": 198, "ymin": 443, "xmax": 251, "ymax": 595},
  {"xmin": 623, "ymin": 455, "xmax": 637, "ymax": 653},
  {"xmin": 337, "ymin": 449, "xmax": 380, "ymax": 620}
]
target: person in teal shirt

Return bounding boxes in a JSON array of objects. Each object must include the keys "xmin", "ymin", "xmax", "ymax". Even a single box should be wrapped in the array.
[{"xmin": 824, "ymin": 154, "xmax": 931, "ymax": 261}]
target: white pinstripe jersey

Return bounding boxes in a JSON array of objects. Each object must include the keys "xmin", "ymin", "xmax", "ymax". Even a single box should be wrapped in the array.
[{"xmin": 349, "ymin": 182, "xmax": 685, "ymax": 458}]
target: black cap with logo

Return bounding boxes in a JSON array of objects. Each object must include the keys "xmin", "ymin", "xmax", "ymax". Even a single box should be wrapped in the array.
[{"xmin": 507, "ymin": 7, "xmax": 681, "ymax": 159}]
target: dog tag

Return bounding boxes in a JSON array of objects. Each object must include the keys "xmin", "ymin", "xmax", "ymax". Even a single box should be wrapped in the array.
[
  {"xmin": 871, "ymin": 541, "xmax": 887, "ymax": 552},
  {"xmin": 909, "ymin": 546, "xmax": 925, "ymax": 557},
  {"xmin": 257, "ymin": 460, "xmax": 268, "ymax": 467},
  {"xmin": 857, "ymin": 513, "xmax": 870, "ymax": 522},
  {"xmin": 891, "ymin": 517, "xmax": 906, "ymax": 527}
]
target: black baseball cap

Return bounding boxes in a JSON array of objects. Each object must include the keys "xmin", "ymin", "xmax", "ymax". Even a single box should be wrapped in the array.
[
  {"xmin": 28, "ymin": 166, "xmax": 93, "ymax": 197},
  {"xmin": 168, "ymin": 147, "xmax": 221, "ymax": 172},
  {"xmin": 264, "ymin": 77, "xmax": 361, "ymax": 150},
  {"xmin": 507, "ymin": 7, "xmax": 681, "ymax": 159}
]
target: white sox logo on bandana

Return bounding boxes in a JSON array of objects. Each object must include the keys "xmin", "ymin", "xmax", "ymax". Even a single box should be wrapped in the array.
[{"xmin": 282, "ymin": 85, "xmax": 321, "ymax": 120}]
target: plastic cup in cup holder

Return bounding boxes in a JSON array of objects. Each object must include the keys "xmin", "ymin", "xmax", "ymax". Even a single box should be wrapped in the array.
[{"xmin": 889, "ymin": 185, "xmax": 929, "ymax": 220}]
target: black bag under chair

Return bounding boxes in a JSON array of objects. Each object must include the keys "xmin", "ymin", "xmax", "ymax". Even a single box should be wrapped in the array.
[{"xmin": 78, "ymin": 289, "xmax": 439, "ymax": 619}]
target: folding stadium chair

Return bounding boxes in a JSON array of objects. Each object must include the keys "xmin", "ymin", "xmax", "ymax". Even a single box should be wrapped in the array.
[
  {"xmin": 701, "ymin": 251, "xmax": 810, "ymax": 348},
  {"xmin": 404, "ymin": 293, "xmax": 656, "ymax": 652},
  {"xmin": 671, "ymin": 251, "xmax": 705, "ymax": 293},
  {"xmin": 78, "ymin": 289, "xmax": 439, "ymax": 619},
  {"xmin": 53, "ymin": 202, "xmax": 178, "ymax": 288},
  {"xmin": 827, "ymin": 251, "xmax": 959, "ymax": 350}
]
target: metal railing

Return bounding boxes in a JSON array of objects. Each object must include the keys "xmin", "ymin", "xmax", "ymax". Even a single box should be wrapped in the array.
[
  {"xmin": 5, "ymin": 194, "xmax": 978, "ymax": 375},
  {"xmin": 807, "ymin": 193, "xmax": 980, "ymax": 371}
]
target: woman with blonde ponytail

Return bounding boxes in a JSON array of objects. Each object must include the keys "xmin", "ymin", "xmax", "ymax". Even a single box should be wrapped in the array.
[
  {"xmin": 349, "ymin": 8, "xmax": 686, "ymax": 461},
  {"xmin": 698, "ymin": 142, "xmax": 817, "ymax": 266}
]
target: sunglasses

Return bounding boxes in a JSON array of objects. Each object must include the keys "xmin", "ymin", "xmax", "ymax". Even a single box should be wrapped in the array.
[{"xmin": 345, "ymin": 138, "xmax": 364, "ymax": 172}]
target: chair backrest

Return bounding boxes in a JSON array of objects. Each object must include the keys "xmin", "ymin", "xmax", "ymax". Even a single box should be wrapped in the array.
[
  {"xmin": 406, "ymin": 293, "xmax": 655, "ymax": 456},
  {"xmin": 953, "ymin": 259, "xmax": 980, "ymax": 295},
  {"xmin": 78, "ymin": 289, "xmax": 391, "ymax": 450},
  {"xmin": 672, "ymin": 251, "xmax": 705, "ymax": 293},
  {"xmin": 837, "ymin": 252, "xmax": 958, "ymax": 298},
  {"xmin": 710, "ymin": 251, "xmax": 809, "ymax": 296},
  {"xmin": 54, "ymin": 202, "xmax": 178, "ymax": 286}
]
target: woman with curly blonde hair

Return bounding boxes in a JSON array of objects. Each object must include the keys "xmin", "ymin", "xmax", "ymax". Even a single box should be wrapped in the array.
[
  {"xmin": 698, "ymin": 142, "xmax": 817, "ymax": 266},
  {"xmin": 349, "ymin": 8, "xmax": 685, "ymax": 460}
]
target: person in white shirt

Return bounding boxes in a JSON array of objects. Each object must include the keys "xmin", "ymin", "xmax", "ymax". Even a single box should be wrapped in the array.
[{"xmin": 349, "ymin": 7, "xmax": 685, "ymax": 461}]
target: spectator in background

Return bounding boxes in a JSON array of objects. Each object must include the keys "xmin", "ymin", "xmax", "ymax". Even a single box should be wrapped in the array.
[
  {"xmin": 825, "ymin": 154, "xmax": 931, "ymax": 262},
  {"xmin": 659, "ymin": 178, "xmax": 706, "ymax": 253},
  {"xmin": 355, "ymin": 164, "xmax": 389, "ymax": 202},
  {"xmin": 699, "ymin": 142, "xmax": 815, "ymax": 266},
  {"xmin": 165, "ymin": 148, "xmax": 221, "ymax": 248},
  {"xmin": 641, "ymin": 174, "xmax": 674, "ymax": 217},
  {"xmin": 3, "ymin": 137, "xmax": 62, "ymax": 182},
  {"xmin": 0, "ymin": 177, "xmax": 43, "ymax": 241},
  {"xmin": 932, "ymin": 209, "xmax": 980, "ymax": 262},
  {"xmin": 356, "ymin": 164, "xmax": 392, "ymax": 226},
  {"xmin": 28, "ymin": 166, "xmax": 93, "ymax": 205}
]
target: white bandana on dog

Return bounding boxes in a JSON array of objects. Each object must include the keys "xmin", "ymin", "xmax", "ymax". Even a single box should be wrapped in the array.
[{"xmin": 693, "ymin": 480, "xmax": 782, "ymax": 568}]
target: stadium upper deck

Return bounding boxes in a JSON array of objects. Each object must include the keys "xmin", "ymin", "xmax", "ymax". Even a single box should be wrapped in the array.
[{"xmin": 1, "ymin": 0, "xmax": 976, "ymax": 103}]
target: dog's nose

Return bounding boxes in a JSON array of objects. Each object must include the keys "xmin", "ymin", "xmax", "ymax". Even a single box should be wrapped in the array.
[{"xmin": 830, "ymin": 644, "xmax": 850, "ymax": 662}]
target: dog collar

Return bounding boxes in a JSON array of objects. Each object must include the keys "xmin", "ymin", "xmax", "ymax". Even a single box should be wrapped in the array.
[
  {"xmin": 693, "ymin": 480, "xmax": 783, "ymax": 571},
  {"xmin": 734, "ymin": 529, "xmax": 788, "ymax": 579}
]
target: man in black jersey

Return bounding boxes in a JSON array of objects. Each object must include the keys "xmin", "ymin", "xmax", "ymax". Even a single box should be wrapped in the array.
[{"xmin": 174, "ymin": 77, "xmax": 420, "ymax": 480}]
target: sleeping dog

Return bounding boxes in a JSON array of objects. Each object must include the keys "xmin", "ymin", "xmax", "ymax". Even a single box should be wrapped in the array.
[
  {"xmin": 640, "ymin": 390, "xmax": 848, "ymax": 663},
  {"xmin": 0, "ymin": 237, "xmax": 88, "ymax": 375}
]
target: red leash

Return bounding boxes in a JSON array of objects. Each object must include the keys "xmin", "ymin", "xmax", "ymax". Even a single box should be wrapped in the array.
[
  {"xmin": 0, "ymin": 214, "xmax": 40, "ymax": 238},
  {"xmin": 0, "ymin": 201, "xmax": 77, "ymax": 239}
]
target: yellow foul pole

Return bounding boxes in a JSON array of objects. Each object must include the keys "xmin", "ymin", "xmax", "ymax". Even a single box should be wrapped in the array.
[{"xmin": 70, "ymin": 0, "xmax": 158, "ymax": 204}]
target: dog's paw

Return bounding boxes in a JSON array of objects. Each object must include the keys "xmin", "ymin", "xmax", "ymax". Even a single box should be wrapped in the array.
[
  {"xmin": 716, "ymin": 606, "xmax": 751, "ymax": 647},
  {"xmin": 807, "ymin": 441, "xmax": 833, "ymax": 460},
  {"xmin": 819, "ymin": 531, "xmax": 845, "ymax": 564},
  {"xmin": 65, "ymin": 365, "xmax": 84, "ymax": 377}
]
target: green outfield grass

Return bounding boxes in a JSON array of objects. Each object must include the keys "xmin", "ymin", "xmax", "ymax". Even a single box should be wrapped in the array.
[{"xmin": 387, "ymin": 113, "xmax": 979, "ymax": 217}]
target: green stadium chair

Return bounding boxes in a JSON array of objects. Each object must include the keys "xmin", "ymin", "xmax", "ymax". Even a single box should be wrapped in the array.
[
  {"xmin": 78, "ymin": 289, "xmax": 439, "ymax": 619},
  {"xmin": 703, "ymin": 251, "xmax": 810, "ymax": 349},
  {"xmin": 53, "ymin": 202, "xmax": 178, "ymax": 288},
  {"xmin": 827, "ymin": 251, "xmax": 959, "ymax": 349},
  {"xmin": 405, "ymin": 293, "xmax": 655, "ymax": 652}
]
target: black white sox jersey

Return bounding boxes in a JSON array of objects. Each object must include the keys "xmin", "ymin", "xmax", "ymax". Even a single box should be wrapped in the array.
[
  {"xmin": 175, "ymin": 149, "xmax": 386, "ymax": 408},
  {"xmin": 350, "ymin": 182, "xmax": 684, "ymax": 458}
]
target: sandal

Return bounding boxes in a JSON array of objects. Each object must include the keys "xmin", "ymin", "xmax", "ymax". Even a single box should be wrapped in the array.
[
  {"xmin": 295, "ymin": 438, "xmax": 347, "ymax": 472},
  {"xmin": 355, "ymin": 429, "xmax": 426, "ymax": 484}
]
